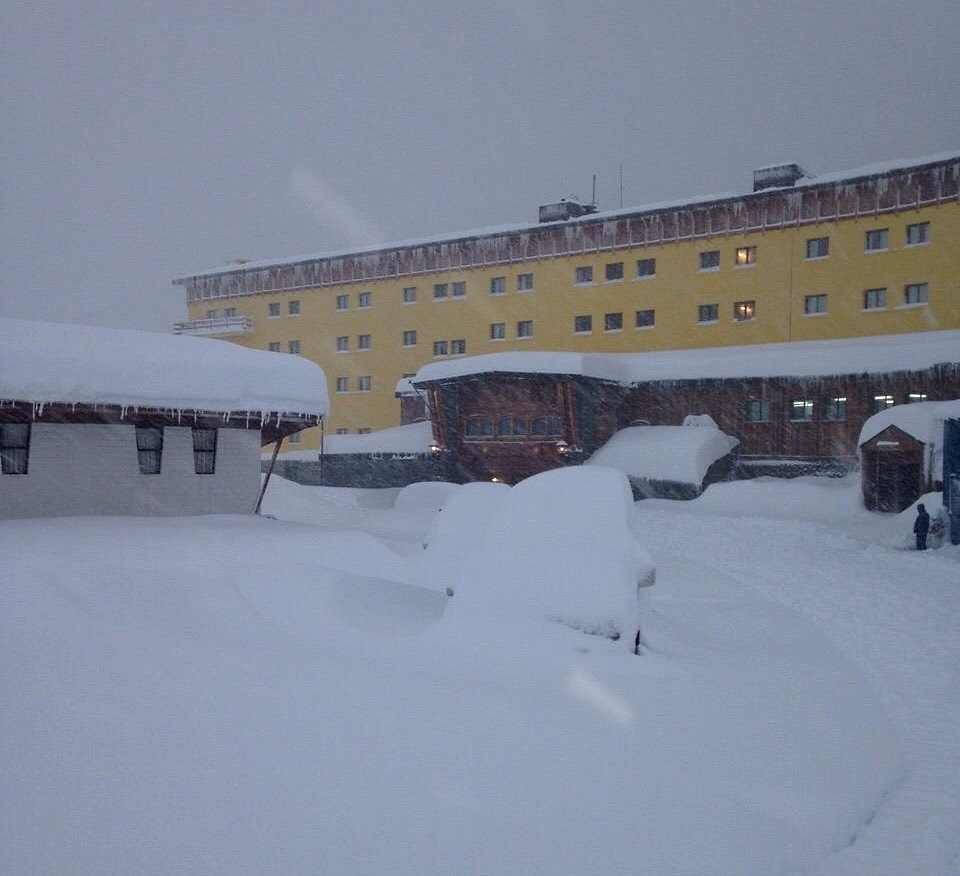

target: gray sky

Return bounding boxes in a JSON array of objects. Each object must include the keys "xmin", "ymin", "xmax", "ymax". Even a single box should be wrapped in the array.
[{"xmin": 3, "ymin": 0, "xmax": 958, "ymax": 332}]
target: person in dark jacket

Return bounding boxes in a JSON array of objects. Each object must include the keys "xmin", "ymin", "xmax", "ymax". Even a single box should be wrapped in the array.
[{"xmin": 914, "ymin": 503, "xmax": 931, "ymax": 550}]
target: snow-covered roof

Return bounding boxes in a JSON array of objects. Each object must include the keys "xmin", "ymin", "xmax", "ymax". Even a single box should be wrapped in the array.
[
  {"xmin": 413, "ymin": 330, "xmax": 960, "ymax": 387},
  {"xmin": 0, "ymin": 318, "xmax": 329, "ymax": 416},
  {"xmin": 176, "ymin": 150, "xmax": 959, "ymax": 281},
  {"xmin": 858, "ymin": 400, "xmax": 960, "ymax": 446},
  {"xmin": 323, "ymin": 421, "xmax": 434, "ymax": 455}
]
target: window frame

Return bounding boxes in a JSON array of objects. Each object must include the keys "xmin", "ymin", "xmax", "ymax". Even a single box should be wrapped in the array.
[
  {"xmin": 267, "ymin": 302, "xmax": 281, "ymax": 317},
  {"xmin": 789, "ymin": 399, "xmax": 814, "ymax": 422},
  {"xmin": 433, "ymin": 340, "xmax": 449, "ymax": 357},
  {"xmin": 402, "ymin": 330, "xmax": 417, "ymax": 347},
  {"xmin": 287, "ymin": 340, "xmax": 301, "ymax": 355},
  {"xmin": 603, "ymin": 312, "xmax": 623, "ymax": 332},
  {"xmin": 904, "ymin": 282, "xmax": 928, "ymax": 305},
  {"xmin": 335, "ymin": 294, "xmax": 349, "ymax": 311},
  {"xmin": 805, "ymin": 237, "xmax": 829, "ymax": 259},
  {"xmin": 744, "ymin": 400, "xmax": 770, "ymax": 423},
  {"xmin": 516, "ymin": 319, "xmax": 534, "ymax": 339},
  {"xmin": 357, "ymin": 376, "xmax": 372, "ymax": 392},
  {"xmin": 734, "ymin": 246, "xmax": 757, "ymax": 267},
  {"xmin": 865, "ymin": 228, "xmax": 888, "ymax": 252},
  {"xmin": 699, "ymin": 250, "xmax": 720, "ymax": 271},
  {"xmin": 824, "ymin": 396, "xmax": 847, "ymax": 421},
  {"xmin": 733, "ymin": 300, "xmax": 756, "ymax": 321},
  {"xmin": 635, "ymin": 309, "xmax": 655, "ymax": 329},
  {"xmin": 402, "ymin": 286, "xmax": 417, "ymax": 304},
  {"xmin": 335, "ymin": 377, "xmax": 349, "ymax": 393},
  {"xmin": 490, "ymin": 322, "xmax": 506, "ymax": 340},
  {"xmin": 905, "ymin": 222, "xmax": 929, "ymax": 246},
  {"xmin": 433, "ymin": 283, "xmax": 448, "ymax": 300},
  {"xmin": 636, "ymin": 258, "xmax": 656, "ymax": 278},
  {"xmin": 516, "ymin": 273, "xmax": 534, "ymax": 292},
  {"xmin": 357, "ymin": 291, "xmax": 372, "ymax": 309},
  {"xmin": 135, "ymin": 425, "xmax": 163, "ymax": 475},
  {"xmin": 804, "ymin": 294, "xmax": 828, "ymax": 315},
  {"xmin": 450, "ymin": 339, "xmax": 466, "ymax": 355},
  {"xmin": 0, "ymin": 422, "xmax": 31, "ymax": 474},
  {"xmin": 573, "ymin": 314, "xmax": 592, "ymax": 334},
  {"xmin": 451, "ymin": 281, "xmax": 466, "ymax": 298},
  {"xmin": 604, "ymin": 262, "xmax": 624, "ymax": 282},
  {"xmin": 357, "ymin": 334, "xmax": 371, "ymax": 351},
  {"xmin": 863, "ymin": 288, "xmax": 886, "ymax": 310},
  {"xmin": 697, "ymin": 303, "xmax": 719, "ymax": 324},
  {"xmin": 288, "ymin": 300, "xmax": 300, "ymax": 316},
  {"xmin": 336, "ymin": 335, "xmax": 349, "ymax": 352},
  {"xmin": 574, "ymin": 266, "xmax": 593, "ymax": 284},
  {"xmin": 191, "ymin": 427, "xmax": 217, "ymax": 475},
  {"xmin": 490, "ymin": 276, "xmax": 506, "ymax": 295}
]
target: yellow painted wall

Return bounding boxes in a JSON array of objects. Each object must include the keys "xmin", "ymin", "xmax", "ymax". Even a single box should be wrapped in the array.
[{"xmin": 188, "ymin": 199, "xmax": 959, "ymax": 450}]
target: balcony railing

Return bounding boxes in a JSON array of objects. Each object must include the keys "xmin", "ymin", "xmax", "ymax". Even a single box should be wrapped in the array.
[{"xmin": 173, "ymin": 315, "xmax": 254, "ymax": 336}]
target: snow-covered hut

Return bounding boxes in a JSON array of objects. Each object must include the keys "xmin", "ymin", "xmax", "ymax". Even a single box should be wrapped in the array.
[
  {"xmin": 0, "ymin": 319, "xmax": 328, "ymax": 518},
  {"xmin": 858, "ymin": 399, "xmax": 960, "ymax": 512}
]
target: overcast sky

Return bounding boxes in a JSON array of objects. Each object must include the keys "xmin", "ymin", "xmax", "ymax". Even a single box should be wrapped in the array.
[{"xmin": 3, "ymin": 0, "xmax": 958, "ymax": 332}]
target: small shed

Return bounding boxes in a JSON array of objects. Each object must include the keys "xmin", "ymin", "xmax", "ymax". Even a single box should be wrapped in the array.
[{"xmin": 0, "ymin": 318, "xmax": 328, "ymax": 519}]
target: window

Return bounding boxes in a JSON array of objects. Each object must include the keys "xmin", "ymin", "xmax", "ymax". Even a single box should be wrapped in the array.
[
  {"xmin": 863, "ymin": 288, "xmax": 886, "ymax": 310},
  {"xmin": 908, "ymin": 393, "xmax": 928, "ymax": 403},
  {"xmin": 490, "ymin": 322, "xmax": 505, "ymax": 340},
  {"xmin": 872, "ymin": 394, "xmax": 895, "ymax": 413},
  {"xmin": 805, "ymin": 237, "xmax": 829, "ymax": 259},
  {"xmin": 790, "ymin": 399, "xmax": 814, "ymax": 421},
  {"xmin": 224, "ymin": 307, "xmax": 236, "ymax": 317},
  {"xmin": 336, "ymin": 377, "xmax": 349, "ymax": 393},
  {"xmin": 267, "ymin": 342, "xmax": 281, "ymax": 353},
  {"xmin": 336, "ymin": 335, "xmax": 349, "ymax": 352},
  {"xmin": 336, "ymin": 294, "xmax": 349, "ymax": 311},
  {"xmin": 433, "ymin": 340, "xmax": 448, "ymax": 356},
  {"xmin": 451, "ymin": 339, "xmax": 466, "ymax": 355},
  {"xmin": 517, "ymin": 273, "xmax": 534, "ymax": 291},
  {"xmin": 697, "ymin": 303, "xmax": 719, "ymax": 323},
  {"xmin": 604, "ymin": 312, "xmax": 623, "ymax": 332},
  {"xmin": 745, "ymin": 400, "xmax": 770, "ymax": 423},
  {"xmin": 452, "ymin": 281, "xmax": 466, "ymax": 298},
  {"xmin": 865, "ymin": 228, "xmax": 888, "ymax": 251},
  {"xmin": 288, "ymin": 300, "xmax": 300, "ymax": 315},
  {"xmin": 357, "ymin": 334, "xmax": 371, "ymax": 351},
  {"xmin": 636, "ymin": 258, "xmax": 656, "ymax": 277},
  {"xmin": 335, "ymin": 428, "xmax": 349, "ymax": 435},
  {"xmin": 465, "ymin": 417, "xmax": 494, "ymax": 437},
  {"xmin": 635, "ymin": 309, "xmax": 655, "ymax": 328},
  {"xmin": 357, "ymin": 291, "xmax": 371, "ymax": 308},
  {"xmin": 192, "ymin": 428, "xmax": 217, "ymax": 474},
  {"xmin": 135, "ymin": 426, "xmax": 163, "ymax": 474},
  {"xmin": 733, "ymin": 300, "xmax": 755, "ymax": 321},
  {"xmin": 287, "ymin": 431, "xmax": 301, "ymax": 444},
  {"xmin": 605, "ymin": 262, "xmax": 624, "ymax": 281},
  {"xmin": 531, "ymin": 416, "xmax": 562, "ymax": 436},
  {"xmin": 904, "ymin": 282, "xmax": 928, "ymax": 305},
  {"xmin": 804, "ymin": 294, "xmax": 827, "ymax": 315},
  {"xmin": 517, "ymin": 320, "xmax": 534, "ymax": 338},
  {"xmin": 288, "ymin": 340, "xmax": 301, "ymax": 354},
  {"xmin": 358, "ymin": 428, "xmax": 371, "ymax": 434},
  {"xmin": 402, "ymin": 286, "xmax": 417, "ymax": 304},
  {"xmin": 402, "ymin": 330, "xmax": 417, "ymax": 347},
  {"xmin": 496, "ymin": 417, "xmax": 526, "ymax": 437},
  {"xmin": 905, "ymin": 222, "xmax": 929, "ymax": 246},
  {"xmin": 574, "ymin": 314, "xmax": 592, "ymax": 333},
  {"xmin": 699, "ymin": 250, "xmax": 720, "ymax": 270},
  {"xmin": 825, "ymin": 397, "xmax": 846, "ymax": 421},
  {"xmin": 206, "ymin": 309, "xmax": 219, "ymax": 319},
  {"xmin": 433, "ymin": 283, "xmax": 448, "ymax": 299},
  {"xmin": 734, "ymin": 246, "xmax": 757, "ymax": 266},
  {"xmin": 490, "ymin": 276, "xmax": 506, "ymax": 295},
  {"xmin": 0, "ymin": 423, "xmax": 30, "ymax": 474},
  {"xmin": 357, "ymin": 376, "xmax": 372, "ymax": 392},
  {"xmin": 575, "ymin": 266, "xmax": 593, "ymax": 284},
  {"xmin": 268, "ymin": 302, "xmax": 280, "ymax": 317}
]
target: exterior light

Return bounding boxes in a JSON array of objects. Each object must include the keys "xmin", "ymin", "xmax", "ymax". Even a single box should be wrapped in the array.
[
  {"xmin": 491, "ymin": 476, "xmax": 503, "ymax": 483},
  {"xmin": 429, "ymin": 442, "xmax": 443, "ymax": 455},
  {"xmin": 555, "ymin": 440, "xmax": 570, "ymax": 454}
]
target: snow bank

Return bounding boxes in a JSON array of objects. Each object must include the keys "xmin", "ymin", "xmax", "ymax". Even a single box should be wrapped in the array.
[{"xmin": 0, "ymin": 318, "xmax": 329, "ymax": 415}]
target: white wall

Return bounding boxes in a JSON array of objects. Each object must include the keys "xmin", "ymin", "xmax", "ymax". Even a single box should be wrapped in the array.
[{"xmin": 1, "ymin": 424, "xmax": 262, "ymax": 519}]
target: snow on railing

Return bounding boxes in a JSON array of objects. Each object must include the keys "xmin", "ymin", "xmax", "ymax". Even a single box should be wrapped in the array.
[{"xmin": 173, "ymin": 315, "xmax": 254, "ymax": 336}]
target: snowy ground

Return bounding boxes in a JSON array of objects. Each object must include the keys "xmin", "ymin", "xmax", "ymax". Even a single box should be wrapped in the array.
[{"xmin": 2, "ymin": 472, "xmax": 958, "ymax": 875}]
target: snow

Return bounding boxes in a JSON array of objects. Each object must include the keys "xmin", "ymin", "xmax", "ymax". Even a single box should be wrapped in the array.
[
  {"xmin": 413, "ymin": 330, "xmax": 960, "ymax": 387},
  {"xmin": 587, "ymin": 421, "xmax": 739, "ymax": 484},
  {"xmin": 323, "ymin": 420, "xmax": 434, "ymax": 455},
  {"xmin": 0, "ymin": 318, "xmax": 329, "ymax": 416},
  {"xmin": 3, "ymin": 468, "xmax": 959, "ymax": 875}
]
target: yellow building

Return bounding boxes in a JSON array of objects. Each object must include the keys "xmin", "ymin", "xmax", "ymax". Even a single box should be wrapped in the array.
[{"xmin": 173, "ymin": 154, "xmax": 960, "ymax": 449}]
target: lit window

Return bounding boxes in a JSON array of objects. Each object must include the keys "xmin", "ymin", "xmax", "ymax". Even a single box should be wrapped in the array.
[
  {"xmin": 531, "ymin": 416, "xmax": 562, "ymax": 436},
  {"xmin": 451, "ymin": 339, "xmax": 466, "ymax": 355},
  {"xmin": 804, "ymin": 294, "xmax": 827, "ymax": 315},
  {"xmin": 336, "ymin": 377, "xmax": 349, "ymax": 393},
  {"xmin": 465, "ymin": 417, "xmax": 494, "ymax": 437},
  {"xmin": 905, "ymin": 222, "xmax": 929, "ymax": 246},
  {"xmin": 433, "ymin": 340, "xmax": 448, "ymax": 356},
  {"xmin": 635, "ymin": 309, "xmax": 655, "ymax": 328},
  {"xmin": 517, "ymin": 273, "xmax": 534, "ymax": 291},
  {"xmin": 698, "ymin": 303, "xmax": 719, "ymax": 323},
  {"xmin": 135, "ymin": 426, "xmax": 163, "ymax": 474},
  {"xmin": 192, "ymin": 428, "xmax": 217, "ymax": 474},
  {"xmin": 734, "ymin": 246, "xmax": 757, "ymax": 266},
  {"xmin": 268, "ymin": 302, "xmax": 280, "ymax": 317},
  {"xmin": 825, "ymin": 397, "xmax": 846, "ymax": 421},
  {"xmin": 574, "ymin": 314, "xmax": 592, "ymax": 333},
  {"xmin": 733, "ymin": 300, "xmax": 755, "ymax": 321},
  {"xmin": 433, "ymin": 283, "xmax": 448, "ymax": 299},
  {"xmin": 357, "ymin": 291, "xmax": 371, "ymax": 308},
  {"xmin": 490, "ymin": 322, "xmax": 505, "ymax": 340},
  {"xmin": 0, "ymin": 423, "xmax": 30, "ymax": 474},
  {"xmin": 604, "ymin": 312, "xmax": 623, "ymax": 331},
  {"xmin": 575, "ymin": 266, "xmax": 593, "ymax": 284},
  {"xmin": 402, "ymin": 330, "xmax": 417, "ymax": 347},
  {"xmin": 745, "ymin": 400, "xmax": 770, "ymax": 423},
  {"xmin": 605, "ymin": 262, "xmax": 624, "ymax": 281},
  {"xmin": 517, "ymin": 320, "xmax": 534, "ymax": 338},
  {"xmin": 490, "ymin": 277, "xmax": 506, "ymax": 295},
  {"xmin": 402, "ymin": 286, "xmax": 417, "ymax": 303},
  {"xmin": 451, "ymin": 281, "xmax": 466, "ymax": 298},
  {"xmin": 805, "ymin": 237, "xmax": 829, "ymax": 259},
  {"xmin": 288, "ymin": 340, "xmax": 301, "ymax": 354},
  {"xmin": 636, "ymin": 258, "xmax": 656, "ymax": 277},
  {"xmin": 335, "ymin": 294, "xmax": 349, "ymax": 311},
  {"xmin": 357, "ymin": 376, "xmax": 372, "ymax": 392},
  {"xmin": 863, "ymin": 288, "xmax": 886, "ymax": 310},
  {"xmin": 336, "ymin": 335, "xmax": 349, "ymax": 352},
  {"xmin": 357, "ymin": 334, "xmax": 371, "ymax": 351},
  {"xmin": 699, "ymin": 250, "xmax": 720, "ymax": 270},
  {"xmin": 790, "ymin": 399, "xmax": 813, "ymax": 421},
  {"xmin": 288, "ymin": 300, "xmax": 300, "ymax": 315},
  {"xmin": 908, "ymin": 393, "xmax": 928, "ymax": 403},
  {"xmin": 268, "ymin": 342, "xmax": 281, "ymax": 353},
  {"xmin": 865, "ymin": 228, "xmax": 888, "ymax": 251},
  {"xmin": 904, "ymin": 283, "xmax": 928, "ymax": 305},
  {"xmin": 872, "ymin": 394, "xmax": 895, "ymax": 413}
]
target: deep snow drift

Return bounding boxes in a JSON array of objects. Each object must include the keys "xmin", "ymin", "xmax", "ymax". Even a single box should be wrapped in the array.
[{"xmin": 3, "ymin": 469, "xmax": 957, "ymax": 875}]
